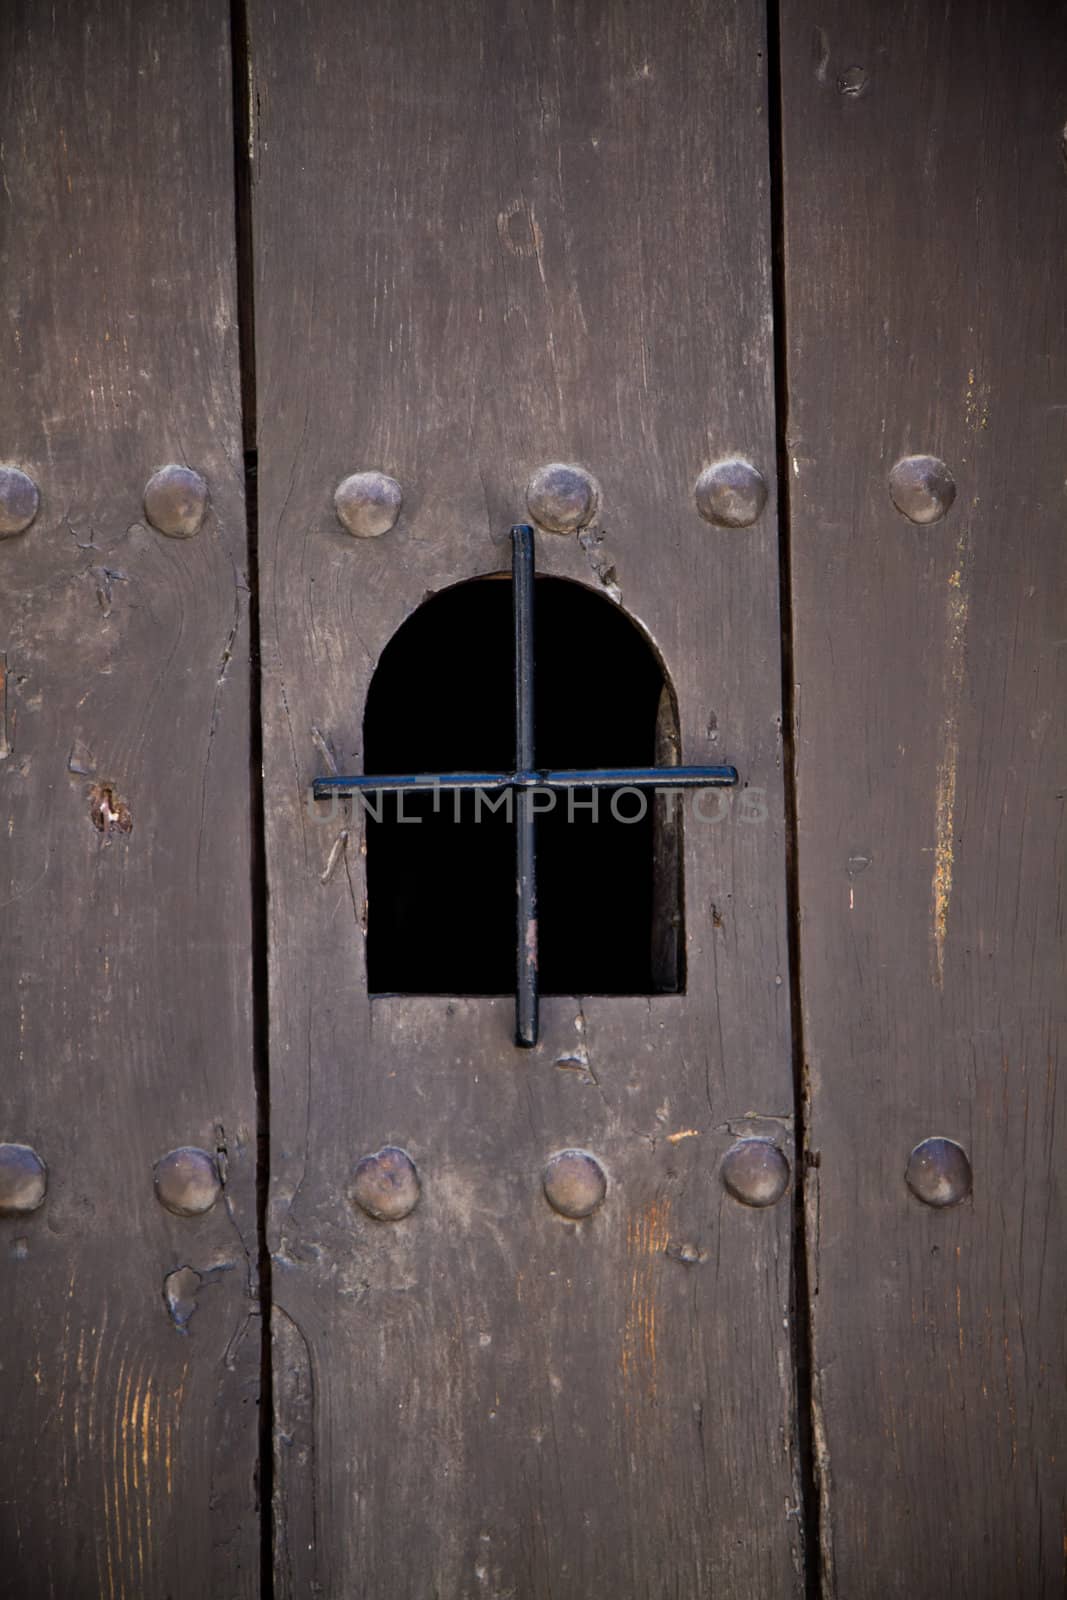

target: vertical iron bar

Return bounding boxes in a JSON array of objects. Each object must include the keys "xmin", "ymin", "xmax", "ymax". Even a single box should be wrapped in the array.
[{"xmin": 512, "ymin": 524, "xmax": 538, "ymax": 1046}]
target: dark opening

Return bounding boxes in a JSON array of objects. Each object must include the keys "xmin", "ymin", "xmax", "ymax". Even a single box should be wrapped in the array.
[{"xmin": 363, "ymin": 574, "xmax": 684, "ymax": 996}]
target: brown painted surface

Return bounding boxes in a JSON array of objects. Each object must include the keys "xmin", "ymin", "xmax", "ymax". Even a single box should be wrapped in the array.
[
  {"xmin": 780, "ymin": 3, "xmax": 1067, "ymax": 1594},
  {"xmin": 251, "ymin": 1, "xmax": 800, "ymax": 1592},
  {"xmin": 0, "ymin": 3, "xmax": 259, "ymax": 1595},
  {"xmin": 2, "ymin": 2, "xmax": 1064, "ymax": 1593}
]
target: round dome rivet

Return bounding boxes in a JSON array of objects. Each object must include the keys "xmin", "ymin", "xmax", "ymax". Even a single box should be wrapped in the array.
[
  {"xmin": 542, "ymin": 1148, "xmax": 607, "ymax": 1219},
  {"xmin": 694, "ymin": 458, "xmax": 768, "ymax": 528},
  {"xmin": 837, "ymin": 65, "xmax": 870, "ymax": 97},
  {"xmin": 0, "ymin": 467, "xmax": 40, "ymax": 537},
  {"xmin": 888, "ymin": 455, "xmax": 956, "ymax": 524},
  {"xmin": 351, "ymin": 1145, "xmax": 420, "ymax": 1220},
  {"xmin": 154, "ymin": 1146, "xmax": 223, "ymax": 1217},
  {"xmin": 144, "ymin": 465, "xmax": 210, "ymax": 538},
  {"xmin": 905, "ymin": 1137, "xmax": 971, "ymax": 1208},
  {"xmin": 721, "ymin": 1139, "xmax": 790, "ymax": 1207},
  {"xmin": 0, "ymin": 1144, "xmax": 48, "ymax": 1216},
  {"xmin": 525, "ymin": 462, "xmax": 599, "ymax": 534},
  {"xmin": 334, "ymin": 471, "xmax": 403, "ymax": 538}
]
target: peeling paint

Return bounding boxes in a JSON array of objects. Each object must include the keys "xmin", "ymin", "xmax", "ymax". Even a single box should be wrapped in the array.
[
  {"xmin": 933, "ymin": 526, "xmax": 970, "ymax": 986},
  {"xmin": 621, "ymin": 1197, "xmax": 671, "ymax": 1398},
  {"xmin": 320, "ymin": 829, "xmax": 348, "ymax": 884},
  {"xmin": 89, "ymin": 781, "xmax": 133, "ymax": 837},
  {"xmin": 0, "ymin": 654, "xmax": 9, "ymax": 760},
  {"xmin": 577, "ymin": 528, "xmax": 622, "ymax": 603},
  {"xmin": 163, "ymin": 1266, "xmax": 202, "ymax": 1331}
]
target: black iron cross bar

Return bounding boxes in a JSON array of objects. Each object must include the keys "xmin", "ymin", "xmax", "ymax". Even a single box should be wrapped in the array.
[{"xmin": 314, "ymin": 524, "xmax": 739, "ymax": 1047}]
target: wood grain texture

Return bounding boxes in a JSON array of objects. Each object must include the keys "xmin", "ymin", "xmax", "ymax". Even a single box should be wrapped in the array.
[
  {"xmin": 252, "ymin": 2, "xmax": 801, "ymax": 1593},
  {"xmin": 779, "ymin": 3, "xmax": 1067, "ymax": 1593},
  {"xmin": 0, "ymin": 4, "xmax": 259, "ymax": 1595}
]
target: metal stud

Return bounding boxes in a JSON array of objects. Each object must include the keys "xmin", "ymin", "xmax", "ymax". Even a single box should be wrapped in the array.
[
  {"xmin": 525, "ymin": 462, "xmax": 599, "ymax": 534},
  {"xmin": 905, "ymin": 1136, "xmax": 971, "ymax": 1208},
  {"xmin": 694, "ymin": 458, "xmax": 768, "ymax": 528},
  {"xmin": 351, "ymin": 1145, "xmax": 420, "ymax": 1220},
  {"xmin": 0, "ymin": 1143, "xmax": 48, "ymax": 1216},
  {"xmin": 0, "ymin": 467, "xmax": 40, "ymax": 537},
  {"xmin": 334, "ymin": 471, "xmax": 403, "ymax": 539},
  {"xmin": 542, "ymin": 1148, "xmax": 607, "ymax": 1219},
  {"xmin": 154, "ymin": 1146, "xmax": 223, "ymax": 1217},
  {"xmin": 721, "ymin": 1138, "xmax": 790, "ymax": 1207},
  {"xmin": 837, "ymin": 65, "xmax": 870, "ymax": 97},
  {"xmin": 888, "ymin": 455, "xmax": 956, "ymax": 524},
  {"xmin": 143, "ymin": 464, "xmax": 210, "ymax": 538}
]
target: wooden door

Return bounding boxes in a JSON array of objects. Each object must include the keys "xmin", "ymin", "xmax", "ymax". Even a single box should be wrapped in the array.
[
  {"xmin": 4, "ymin": 3, "xmax": 1065, "ymax": 1597},
  {"xmin": 251, "ymin": 1, "xmax": 799, "ymax": 1594}
]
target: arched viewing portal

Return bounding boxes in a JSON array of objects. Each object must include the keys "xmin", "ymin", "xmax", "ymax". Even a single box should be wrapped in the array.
[{"xmin": 362, "ymin": 572, "xmax": 685, "ymax": 996}]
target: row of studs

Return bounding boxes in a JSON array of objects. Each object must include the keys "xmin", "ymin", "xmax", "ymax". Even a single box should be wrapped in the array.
[
  {"xmin": 0, "ymin": 451, "xmax": 957, "ymax": 543},
  {"xmin": 345, "ymin": 452, "xmax": 959, "ymax": 534},
  {"xmin": 0, "ymin": 1134, "xmax": 973, "ymax": 1221},
  {"xmin": 0, "ymin": 464, "xmax": 212, "ymax": 540},
  {"xmin": 343, "ymin": 1144, "xmax": 793, "ymax": 1219},
  {"xmin": 333, "ymin": 460, "xmax": 774, "ymax": 536}
]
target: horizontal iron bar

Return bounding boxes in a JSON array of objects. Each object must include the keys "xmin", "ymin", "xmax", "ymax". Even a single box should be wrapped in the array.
[
  {"xmin": 312, "ymin": 765, "xmax": 738, "ymax": 799},
  {"xmin": 531, "ymin": 766, "xmax": 738, "ymax": 790}
]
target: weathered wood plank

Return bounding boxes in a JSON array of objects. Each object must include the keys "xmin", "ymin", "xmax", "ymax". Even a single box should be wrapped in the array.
[
  {"xmin": 780, "ymin": 3, "xmax": 1067, "ymax": 1593},
  {"xmin": 253, "ymin": 1, "xmax": 801, "ymax": 1593},
  {"xmin": 0, "ymin": 4, "xmax": 258, "ymax": 1595}
]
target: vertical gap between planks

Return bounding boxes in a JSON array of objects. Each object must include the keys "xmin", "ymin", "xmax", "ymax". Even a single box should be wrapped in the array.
[
  {"xmin": 230, "ymin": 0, "xmax": 274, "ymax": 1594},
  {"xmin": 766, "ymin": 2, "xmax": 824, "ymax": 1594}
]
